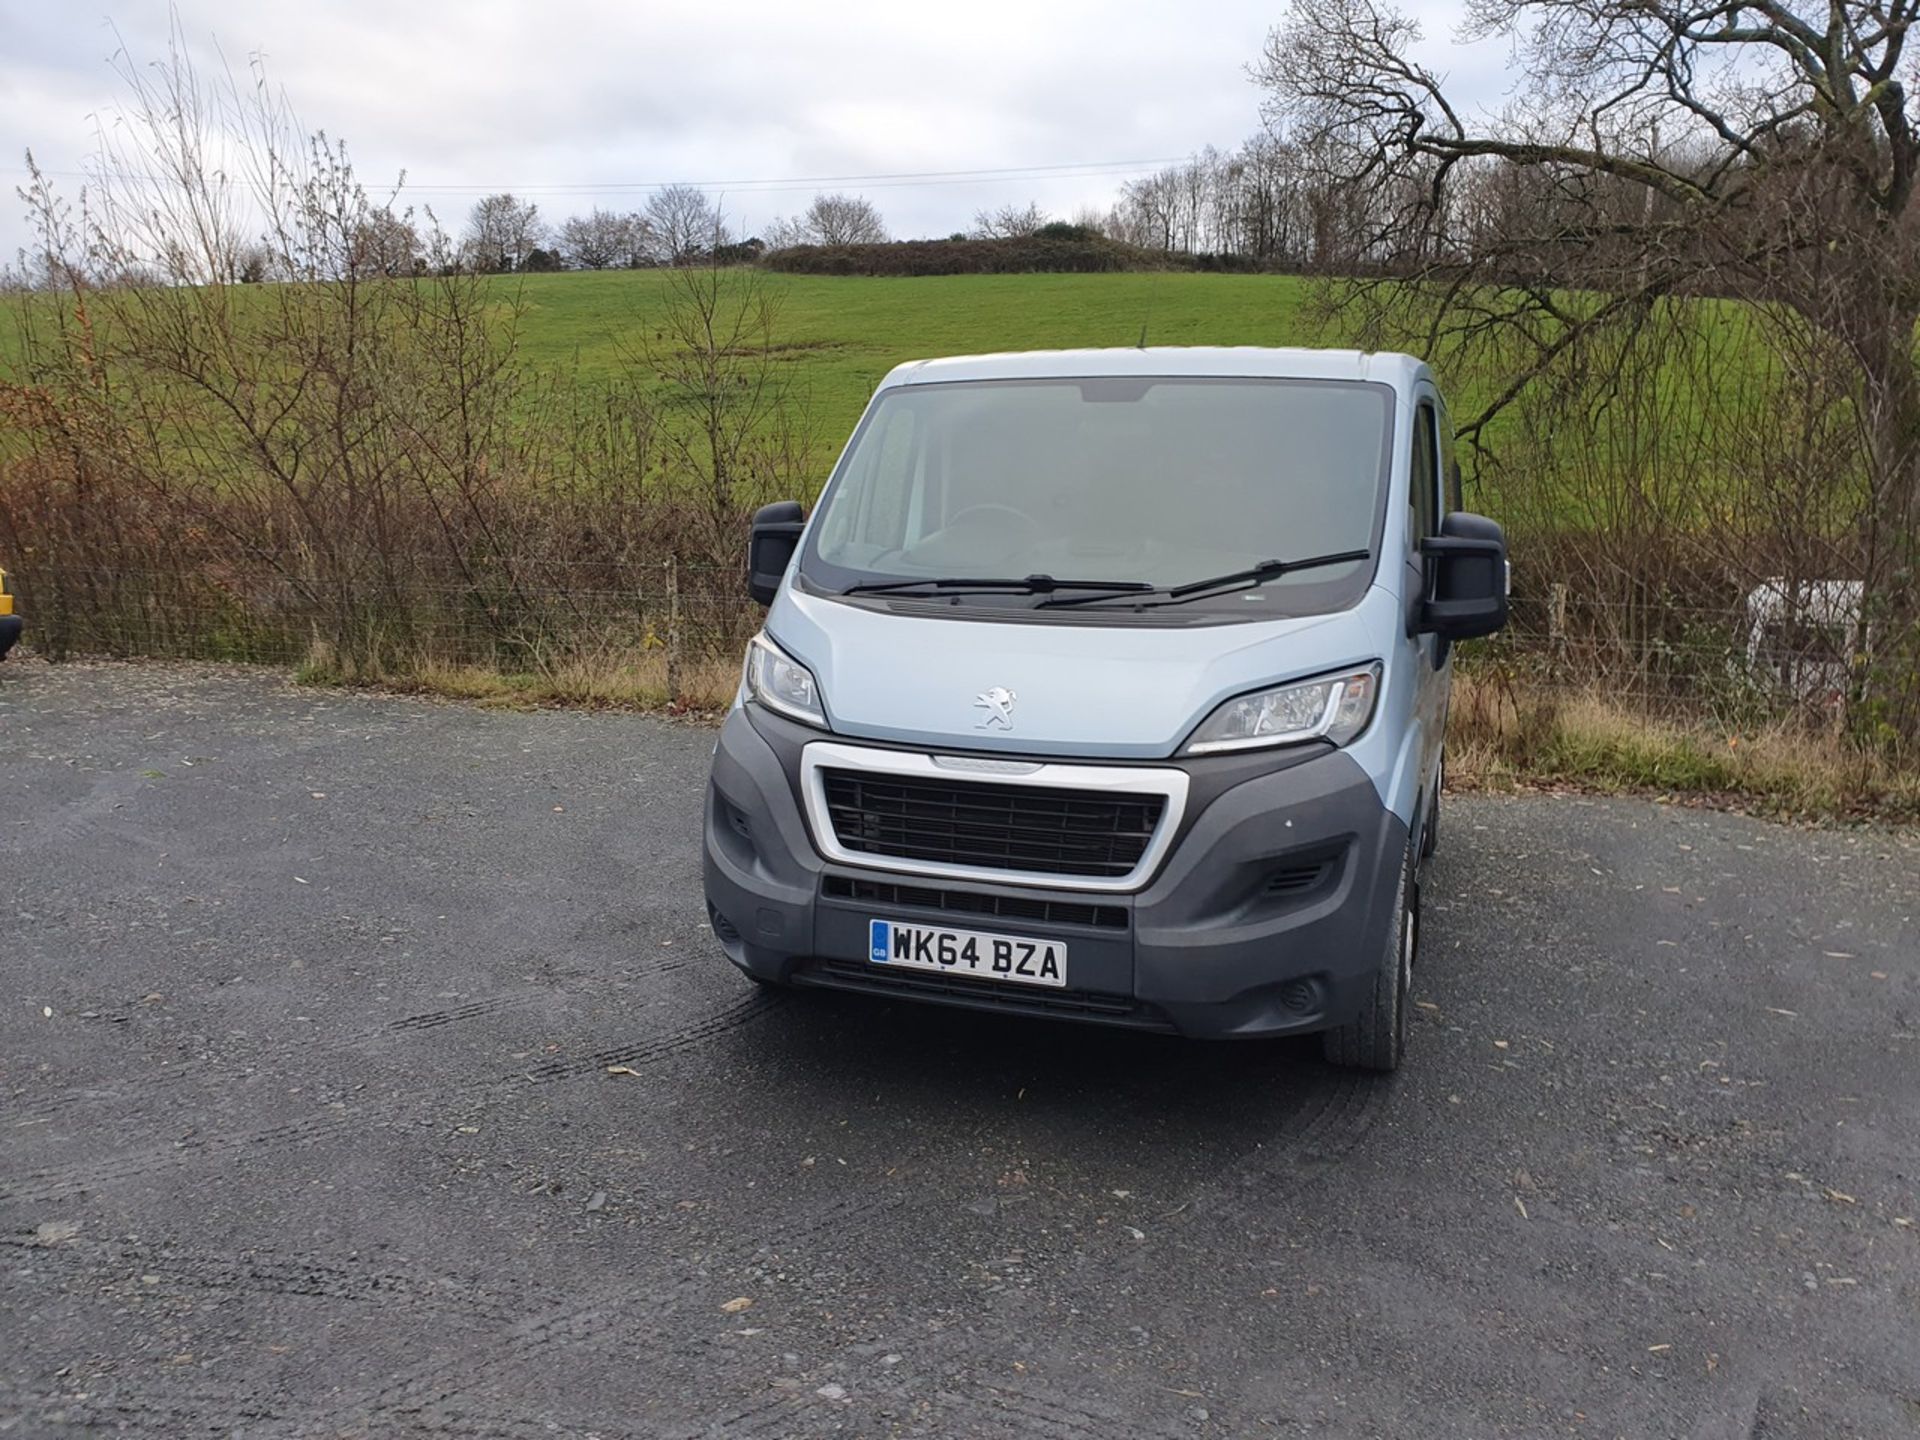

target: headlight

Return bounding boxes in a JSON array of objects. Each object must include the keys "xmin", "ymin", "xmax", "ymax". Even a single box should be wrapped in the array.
[
  {"xmin": 744, "ymin": 632, "xmax": 826, "ymax": 726},
  {"xmin": 1182, "ymin": 663, "xmax": 1381, "ymax": 755}
]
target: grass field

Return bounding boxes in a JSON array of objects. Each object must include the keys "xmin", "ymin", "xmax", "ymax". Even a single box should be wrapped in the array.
[
  {"xmin": 499, "ymin": 269, "xmax": 1771, "ymax": 521},
  {"xmin": 0, "ymin": 267, "xmax": 1334, "ymax": 486},
  {"xmin": 0, "ymin": 266, "xmax": 1744, "ymax": 496},
  {"xmin": 477, "ymin": 269, "xmax": 1323, "ymax": 456}
]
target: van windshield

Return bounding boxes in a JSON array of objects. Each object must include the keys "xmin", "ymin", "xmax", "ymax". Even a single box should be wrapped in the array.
[{"xmin": 801, "ymin": 376, "xmax": 1394, "ymax": 617}]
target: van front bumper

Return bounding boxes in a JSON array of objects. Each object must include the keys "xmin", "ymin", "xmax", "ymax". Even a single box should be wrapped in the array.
[{"xmin": 702, "ymin": 705, "xmax": 1409, "ymax": 1040}]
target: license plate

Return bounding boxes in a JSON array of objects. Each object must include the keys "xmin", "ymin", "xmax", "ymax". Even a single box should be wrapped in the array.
[{"xmin": 867, "ymin": 919, "xmax": 1068, "ymax": 989}]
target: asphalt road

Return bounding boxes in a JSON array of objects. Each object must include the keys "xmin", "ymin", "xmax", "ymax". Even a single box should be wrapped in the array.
[{"xmin": 1, "ymin": 661, "xmax": 1916, "ymax": 1440}]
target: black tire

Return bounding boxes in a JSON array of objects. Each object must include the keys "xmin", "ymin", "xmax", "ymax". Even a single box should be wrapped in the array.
[
  {"xmin": 1322, "ymin": 837, "xmax": 1418, "ymax": 1073},
  {"xmin": 1421, "ymin": 755, "xmax": 1442, "ymax": 859}
]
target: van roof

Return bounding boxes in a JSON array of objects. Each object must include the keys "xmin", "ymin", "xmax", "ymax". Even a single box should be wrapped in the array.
[{"xmin": 878, "ymin": 347, "xmax": 1427, "ymax": 390}]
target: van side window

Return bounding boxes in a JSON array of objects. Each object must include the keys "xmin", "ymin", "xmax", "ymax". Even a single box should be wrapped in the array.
[
  {"xmin": 1435, "ymin": 398, "xmax": 1461, "ymax": 514},
  {"xmin": 1410, "ymin": 401, "xmax": 1438, "ymax": 549}
]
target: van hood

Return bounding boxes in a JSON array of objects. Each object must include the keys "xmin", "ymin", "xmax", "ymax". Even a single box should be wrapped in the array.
[{"xmin": 765, "ymin": 586, "xmax": 1396, "ymax": 760}]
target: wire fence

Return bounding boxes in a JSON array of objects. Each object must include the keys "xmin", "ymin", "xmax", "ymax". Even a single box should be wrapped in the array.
[
  {"xmin": 9, "ymin": 559, "xmax": 1904, "ymax": 742},
  {"xmin": 10, "ymin": 558, "xmax": 753, "ymax": 670},
  {"xmin": 1479, "ymin": 581, "xmax": 1900, "ymax": 731}
]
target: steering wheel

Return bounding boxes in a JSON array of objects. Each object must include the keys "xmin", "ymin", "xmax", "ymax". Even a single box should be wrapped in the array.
[{"xmin": 946, "ymin": 503, "xmax": 1038, "ymax": 533}]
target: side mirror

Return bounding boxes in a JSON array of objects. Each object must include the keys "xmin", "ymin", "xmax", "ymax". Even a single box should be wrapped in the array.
[
  {"xmin": 1419, "ymin": 512, "xmax": 1508, "ymax": 639},
  {"xmin": 747, "ymin": 500, "xmax": 805, "ymax": 606}
]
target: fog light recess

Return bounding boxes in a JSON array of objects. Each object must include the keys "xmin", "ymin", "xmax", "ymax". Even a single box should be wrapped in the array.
[
  {"xmin": 706, "ymin": 902, "xmax": 742, "ymax": 943},
  {"xmin": 1278, "ymin": 977, "xmax": 1323, "ymax": 1015}
]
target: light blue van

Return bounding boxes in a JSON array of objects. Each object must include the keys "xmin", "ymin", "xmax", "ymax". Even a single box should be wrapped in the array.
[{"xmin": 703, "ymin": 348, "xmax": 1507, "ymax": 1071}]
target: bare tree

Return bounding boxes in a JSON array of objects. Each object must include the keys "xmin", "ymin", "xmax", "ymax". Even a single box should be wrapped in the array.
[
  {"xmin": 1103, "ymin": 139, "xmax": 1349, "ymax": 265},
  {"xmin": 558, "ymin": 208, "xmax": 636, "ymax": 270},
  {"xmin": 634, "ymin": 261, "xmax": 811, "ymax": 520},
  {"xmin": 350, "ymin": 207, "xmax": 421, "ymax": 277},
  {"xmin": 1262, "ymin": 0, "xmax": 1920, "ymax": 455},
  {"xmin": 235, "ymin": 241, "xmax": 273, "ymax": 284},
  {"xmin": 761, "ymin": 214, "xmax": 807, "ymax": 251},
  {"xmin": 1067, "ymin": 204, "xmax": 1111, "ymax": 236},
  {"xmin": 74, "ymin": 27, "xmax": 251, "ymax": 285},
  {"xmin": 763, "ymin": 193, "xmax": 887, "ymax": 248},
  {"xmin": 970, "ymin": 201, "xmax": 1050, "ymax": 239},
  {"xmin": 615, "ymin": 213, "xmax": 657, "ymax": 268},
  {"xmin": 645, "ymin": 184, "xmax": 728, "ymax": 264},
  {"xmin": 464, "ymin": 192, "xmax": 545, "ymax": 273},
  {"xmin": 2, "ymin": 31, "xmax": 820, "ymax": 690},
  {"xmin": 817, "ymin": 193, "xmax": 887, "ymax": 243},
  {"xmin": 1258, "ymin": 0, "xmax": 1920, "ymax": 737}
]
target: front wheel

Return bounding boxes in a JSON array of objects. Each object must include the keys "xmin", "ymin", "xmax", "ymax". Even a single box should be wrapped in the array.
[
  {"xmin": 1421, "ymin": 753, "xmax": 1442, "ymax": 859},
  {"xmin": 1322, "ymin": 837, "xmax": 1419, "ymax": 1073}
]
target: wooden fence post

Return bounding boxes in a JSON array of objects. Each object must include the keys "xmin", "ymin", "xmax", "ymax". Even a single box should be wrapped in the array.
[
  {"xmin": 1548, "ymin": 581, "xmax": 1569, "ymax": 679},
  {"xmin": 666, "ymin": 556, "xmax": 682, "ymax": 707}
]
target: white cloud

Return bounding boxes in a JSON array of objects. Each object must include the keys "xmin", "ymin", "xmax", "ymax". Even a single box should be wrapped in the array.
[{"xmin": 0, "ymin": 0, "xmax": 1512, "ymax": 258}]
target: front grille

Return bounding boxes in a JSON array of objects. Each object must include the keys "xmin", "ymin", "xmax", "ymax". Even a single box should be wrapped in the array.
[
  {"xmin": 820, "ymin": 769, "xmax": 1165, "ymax": 879},
  {"xmin": 822, "ymin": 875, "xmax": 1128, "ymax": 930},
  {"xmin": 796, "ymin": 960, "xmax": 1173, "ymax": 1031}
]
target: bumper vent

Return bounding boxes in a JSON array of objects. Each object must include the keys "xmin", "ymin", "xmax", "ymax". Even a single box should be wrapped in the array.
[
  {"xmin": 706, "ymin": 901, "xmax": 742, "ymax": 944},
  {"xmin": 795, "ymin": 960, "xmax": 1174, "ymax": 1032},
  {"xmin": 820, "ymin": 769, "xmax": 1164, "ymax": 879},
  {"xmin": 822, "ymin": 875, "xmax": 1128, "ymax": 930},
  {"xmin": 1264, "ymin": 858, "xmax": 1336, "ymax": 897}
]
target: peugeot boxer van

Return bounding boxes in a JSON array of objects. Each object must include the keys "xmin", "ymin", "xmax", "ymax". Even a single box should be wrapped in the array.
[{"xmin": 702, "ymin": 348, "xmax": 1507, "ymax": 1071}]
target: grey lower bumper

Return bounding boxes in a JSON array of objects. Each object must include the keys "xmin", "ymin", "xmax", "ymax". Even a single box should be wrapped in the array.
[{"xmin": 702, "ymin": 706, "xmax": 1408, "ymax": 1040}]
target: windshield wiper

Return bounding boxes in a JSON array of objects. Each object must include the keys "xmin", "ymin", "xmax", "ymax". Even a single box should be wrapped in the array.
[
  {"xmin": 840, "ymin": 573, "xmax": 1155, "ymax": 598},
  {"xmin": 1038, "ymin": 549, "xmax": 1372, "ymax": 610}
]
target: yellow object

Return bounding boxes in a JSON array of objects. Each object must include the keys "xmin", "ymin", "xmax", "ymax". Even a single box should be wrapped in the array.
[{"xmin": 0, "ymin": 566, "xmax": 11, "ymax": 617}]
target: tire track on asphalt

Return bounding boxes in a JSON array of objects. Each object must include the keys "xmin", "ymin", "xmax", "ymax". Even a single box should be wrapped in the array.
[
  {"xmin": 6, "ymin": 993, "xmax": 538, "ymax": 1128},
  {"xmin": 661, "ymin": 1065, "xmax": 1375, "ymax": 1440},
  {"xmin": 6, "ymin": 1385, "xmax": 563, "ymax": 1440},
  {"xmin": 1192, "ymin": 1063, "xmax": 1384, "ymax": 1226},
  {"xmin": 704, "ymin": 1382, "xmax": 1177, "ymax": 1440},
  {"xmin": 299, "ymin": 1184, "xmax": 922, "ymax": 1438},
  {"xmin": 0, "ymin": 1379, "xmax": 306, "ymax": 1439},
  {"xmin": 383, "ymin": 993, "xmax": 545, "ymax": 1032},
  {"xmin": 8, "ymin": 1034, "xmax": 1372, "ymax": 1435},
  {"xmin": 0, "ymin": 1234, "xmax": 560, "ymax": 1327},
  {"xmin": 1, "ymin": 950, "xmax": 712, "ymax": 1128},
  {"xmin": 967, "ymin": 1381, "xmax": 1182, "ymax": 1438},
  {"xmin": 0, "ymin": 1111, "xmax": 367, "ymax": 1207},
  {"xmin": 1, "ymin": 985, "xmax": 782, "ymax": 1207},
  {"xmin": 515, "ymin": 990, "xmax": 777, "ymax": 1082}
]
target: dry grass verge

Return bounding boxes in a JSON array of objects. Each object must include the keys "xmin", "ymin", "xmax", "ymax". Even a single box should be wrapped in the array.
[
  {"xmin": 291, "ymin": 645, "xmax": 1920, "ymax": 822},
  {"xmin": 1448, "ymin": 672, "xmax": 1920, "ymax": 821},
  {"xmin": 294, "ymin": 642, "xmax": 743, "ymax": 714}
]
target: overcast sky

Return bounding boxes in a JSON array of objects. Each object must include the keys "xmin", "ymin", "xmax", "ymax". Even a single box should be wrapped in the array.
[{"xmin": 1, "ymin": 1, "xmax": 1503, "ymax": 260}]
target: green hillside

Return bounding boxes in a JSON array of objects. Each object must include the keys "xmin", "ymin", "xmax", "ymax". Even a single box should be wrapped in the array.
[
  {"xmin": 503, "ymin": 269, "xmax": 1324, "ymax": 453},
  {"xmin": 0, "ymin": 266, "xmax": 1756, "ymax": 519}
]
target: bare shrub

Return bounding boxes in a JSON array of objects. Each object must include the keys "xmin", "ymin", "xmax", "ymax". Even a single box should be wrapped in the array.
[
  {"xmin": 970, "ymin": 202, "xmax": 1050, "ymax": 240},
  {"xmin": 558, "ymin": 209, "xmax": 646, "ymax": 270},
  {"xmin": 645, "ymin": 185, "xmax": 729, "ymax": 265},
  {"xmin": 765, "ymin": 194, "xmax": 888, "ymax": 249},
  {"xmin": 0, "ymin": 42, "xmax": 808, "ymax": 697},
  {"xmin": 1257, "ymin": 0, "xmax": 1920, "ymax": 751},
  {"xmin": 464, "ymin": 193, "xmax": 546, "ymax": 274}
]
